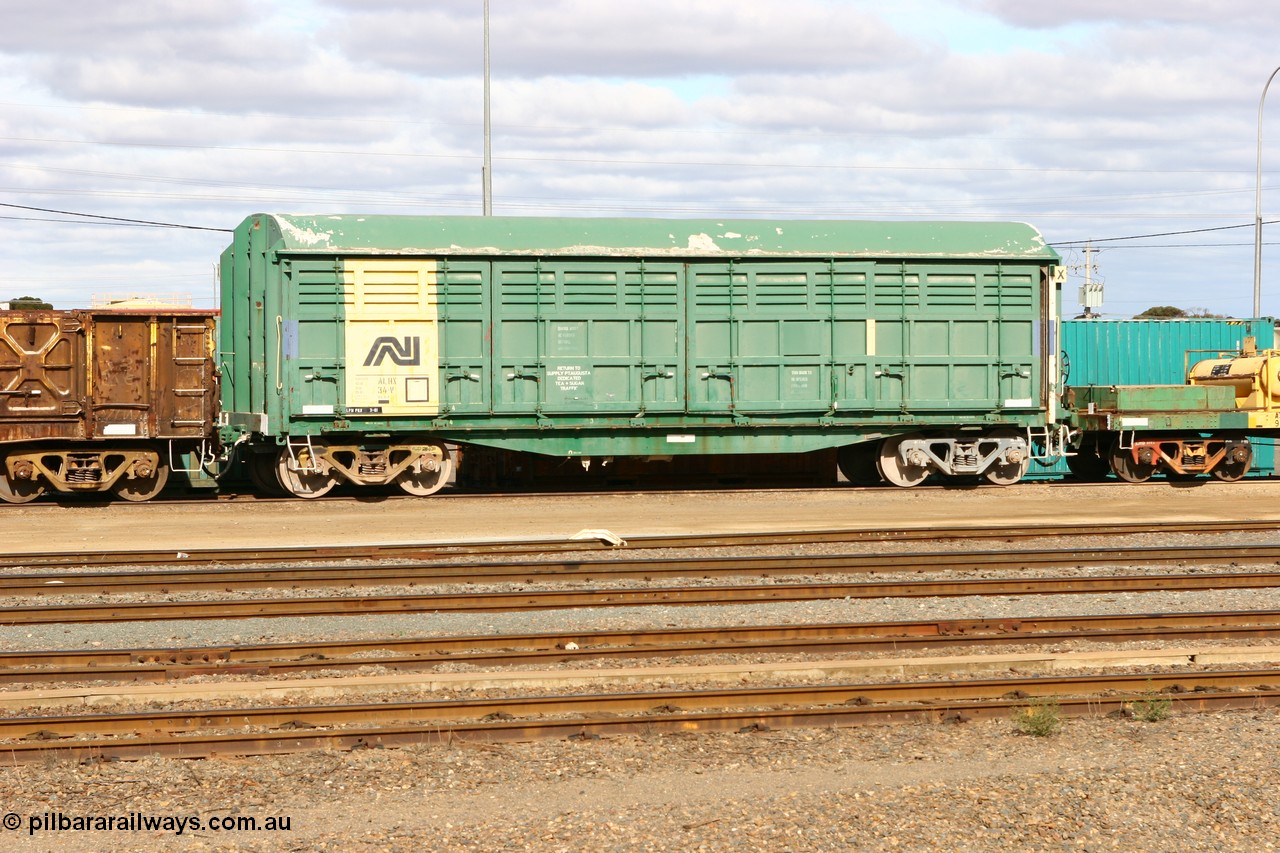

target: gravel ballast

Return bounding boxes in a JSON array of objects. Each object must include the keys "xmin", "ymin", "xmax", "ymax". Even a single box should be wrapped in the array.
[
  {"xmin": 0, "ymin": 712, "xmax": 1276, "ymax": 852},
  {"xmin": 3, "ymin": 485, "xmax": 1280, "ymax": 850}
]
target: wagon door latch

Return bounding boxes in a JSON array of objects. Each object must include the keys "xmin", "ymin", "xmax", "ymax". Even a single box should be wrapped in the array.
[
  {"xmin": 641, "ymin": 365, "xmax": 675, "ymax": 381},
  {"xmin": 506, "ymin": 366, "xmax": 541, "ymax": 382},
  {"xmin": 445, "ymin": 368, "xmax": 481, "ymax": 383}
]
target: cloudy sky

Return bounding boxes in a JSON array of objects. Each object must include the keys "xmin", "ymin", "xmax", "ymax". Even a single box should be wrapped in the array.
[{"xmin": 2, "ymin": 0, "xmax": 1280, "ymax": 318}]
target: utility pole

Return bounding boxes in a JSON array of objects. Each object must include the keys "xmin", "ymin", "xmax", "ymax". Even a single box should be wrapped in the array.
[
  {"xmin": 482, "ymin": 0, "xmax": 492, "ymax": 216},
  {"xmin": 1077, "ymin": 243, "xmax": 1103, "ymax": 318},
  {"xmin": 1255, "ymin": 66, "xmax": 1280, "ymax": 316}
]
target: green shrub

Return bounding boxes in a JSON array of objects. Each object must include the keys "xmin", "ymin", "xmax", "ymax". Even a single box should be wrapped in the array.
[
  {"xmin": 1012, "ymin": 699, "xmax": 1063, "ymax": 737},
  {"xmin": 1129, "ymin": 694, "xmax": 1173, "ymax": 722}
]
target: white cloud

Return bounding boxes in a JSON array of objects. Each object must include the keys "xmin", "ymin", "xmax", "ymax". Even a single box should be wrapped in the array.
[
  {"xmin": 0, "ymin": 0, "xmax": 1277, "ymax": 315},
  {"xmin": 320, "ymin": 0, "xmax": 915, "ymax": 77},
  {"xmin": 967, "ymin": 0, "xmax": 1274, "ymax": 29}
]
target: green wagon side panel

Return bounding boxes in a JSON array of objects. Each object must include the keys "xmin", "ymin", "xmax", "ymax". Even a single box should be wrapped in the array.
[
  {"xmin": 437, "ymin": 260, "xmax": 490, "ymax": 415},
  {"xmin": 281, "ymin": 258, "xmax": 345, "ymax": 417},
  {"xmin": 867, "ymin": 263, "xmax": 1040, "ymax": 411},
  {"xmin": 489, "ymin": 260, "xmax": 684, "ymax": 414},
  {"xmin": 1071, "ymin": 411, "xmax": 1251, "ymax": 431},
  {"xmin": 687, "ymin": 262, "xmax": 839, "ymax": 414},
  {"xmin": 218, "ymin": 214, "xmax": 1061, "ymax": 457},
  {"xmin": 1070, "ymin": 384, "xmax": 1239, "ymax": 413},
  {"xmin": 1065, "ymin": 384, "xmax": 1250, "ymax": 432}
]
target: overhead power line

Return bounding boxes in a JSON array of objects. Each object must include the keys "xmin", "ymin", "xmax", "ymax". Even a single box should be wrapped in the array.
[
  {"xmin": 0, "ymin": 203, "xmax": 231, "ymax": 232},
  {"xmin": 1, "ymin": 200, "xmax": 1276, "ymax": 247},
  {"xmin": 1050, "ymin": 219, "xmax": 1280, "ymax": 247}
]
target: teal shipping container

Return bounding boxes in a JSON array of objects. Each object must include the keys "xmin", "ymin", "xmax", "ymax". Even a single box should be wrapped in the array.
[{"xmin": 1031, "ymin": 317, "xmax": 1277, "ymax": 477}]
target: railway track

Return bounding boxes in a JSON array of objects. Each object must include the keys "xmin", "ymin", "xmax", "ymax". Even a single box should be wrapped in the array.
[
  {"xmin": 5, "ymin": 540, "xmax": 1280, "ymax": 598},
  {"xmin": 3, "ymin": 667, "xmax": 1278, "ymax": 764},
  {"xmin": 5, "ymin": 517, "xmax": 1279, "ymax": 568},
  {"xmin": 3, "ymin": 610, "xmax": 1280, "ymax": 686},
  {"xmin": 6, "ymin": 569, "xmax": 1280, "ymax": 625},
  {"xmin": 6, "ymin": 516, "xmax": 1280, "ymax": 767}
]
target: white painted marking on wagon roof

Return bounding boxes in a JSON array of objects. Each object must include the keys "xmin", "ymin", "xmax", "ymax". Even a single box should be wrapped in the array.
[{"xmin": 278, "ymin": 219, "xmax": 332, "ymax": 246}]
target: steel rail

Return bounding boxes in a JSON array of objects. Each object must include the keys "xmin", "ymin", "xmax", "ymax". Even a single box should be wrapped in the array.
[
  {"xmin": 6, "ymin": 541, "xmax": 1280, "ymax": 597},
  {"xmin": 5, "ymin": 570, "xmax": 1280, "ymax": 625},
  {"xmin": 4, "ymin": 609, "xmax": 1238, "ymax": 667},
  {"xmin": 3, "ymin": 518, "xmax": 1278, "ymax": 568},
  {"xmin": 2, "ymin": 614, "xmax": 1280, "ymax": 681},
  {"xmin": 1, "ymin": 670, "xmax": 1277, "ymax": 764},
  {"xmin": 13, "ymin": 608, "xmax": 1280, "ymax": 663},
  {"xmin": 5, "ymin": 668, "xmax": 1279, "ymax": 738},
  {"xmin": 6, "ymin": 691, "xmax": 1273, "ymax": 765}
]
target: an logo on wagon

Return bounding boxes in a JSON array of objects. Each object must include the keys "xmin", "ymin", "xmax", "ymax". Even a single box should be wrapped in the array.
[{"xmin": 363, "ymin": 336, "xmax": 422, "ymax": 367}]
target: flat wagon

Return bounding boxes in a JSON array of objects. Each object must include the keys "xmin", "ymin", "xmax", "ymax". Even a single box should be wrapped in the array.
[
  {"xmin": 0, "ymin": 309, "xmax": 219, "ymax": 502},
  {"xmin": 1064, "ymin": 336, "xmax": 1277, "ymax": 482},
  {"xmin": 218, "ymin": 214, "xmax": 1064, "ymax": 497}
]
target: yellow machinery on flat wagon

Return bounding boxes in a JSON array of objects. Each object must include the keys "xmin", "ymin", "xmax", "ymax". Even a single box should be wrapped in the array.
[
  {"xmin": 1187, "ymin": 343, "xmax": 1280, "ymax": 430},
  {"xmin": 1065, "ymin": 337, "xmax": 1273, "ymax": 482}
]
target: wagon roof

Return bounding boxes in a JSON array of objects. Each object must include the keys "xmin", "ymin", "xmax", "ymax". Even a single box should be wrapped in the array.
[{"xmin": 245, "ymin": 214, "xmax": 1059, "ymax": 261}]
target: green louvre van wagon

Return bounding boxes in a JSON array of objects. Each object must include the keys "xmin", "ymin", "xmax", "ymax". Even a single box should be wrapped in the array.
[{"xmin": 217, "ymin": 214, "xmax": 1064, "ymax": 497}]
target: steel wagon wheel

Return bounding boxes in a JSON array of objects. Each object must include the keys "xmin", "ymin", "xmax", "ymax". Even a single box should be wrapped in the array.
[
  {"xmin": 981, "ymin": 429, "xmax": 1030, "ymax": 486},
  {"xmin": 276, "ymin": 444, "xmax": 338, "ymax": 499},
  {"xmin": 113, "ymin": 465, "xmax": 169, "ymax": 502},
  {"xmin": 247, "ymin": 452, "xmax": 287, "ymax": 496},
  {"xmin": 876, "ymin": 435, "xmax": 930, "ymax": 488},
  {"xmin": 0, "ymin": 461, "xmax": 44, "ymax": 504},
  {"xmin": 1065, "ymin": 436, "xmax": 1111, "ymax": 482},
  {"xmin": 1211, "ymin": 443, "xmax": 1253, "ymax": 482},
  {"xmin": 395, "ymin": 443, "xmax": 454, "ymax": 497},
  {"xmin": 1109, "ymin": 438, "xmax": 1156, "ymax": 483},
  {"xmin": 836, "ymin": 443, "xmax": 881, "ymax": 486}
]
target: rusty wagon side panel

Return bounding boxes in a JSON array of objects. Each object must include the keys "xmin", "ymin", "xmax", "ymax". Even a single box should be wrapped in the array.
[
  {"xmin": 0, "ymin": 311, "xmax": 87, "ymax": 440},
  {"xmin": 0, "ymin": 309, "xmax": 219, "ymax": 502},
  {"xmin": 85, "ymin": 311, "xmax": 219, "ymax": 441}
]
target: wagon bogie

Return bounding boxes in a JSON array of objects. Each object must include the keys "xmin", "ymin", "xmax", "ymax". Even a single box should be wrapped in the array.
[
  {"xmin": 875, "ymin": 430, "xmax": 1033, "ymax": 487},
  {"xmin": 1064, "ymin": 416, "xmax": 1256, "ymax": 483},
  {"xmin": 2, "ymin": 444, "xmax": 170, "ymax": 496},
  {"xmin": 270, "ymin": 438, "xmax": 453, "ymax": 498},
  {"xmin": 1104, "ymin": 433, "xmax": 1252, "ymax": 482}
]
